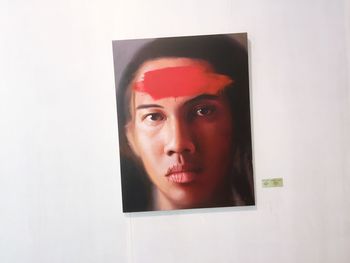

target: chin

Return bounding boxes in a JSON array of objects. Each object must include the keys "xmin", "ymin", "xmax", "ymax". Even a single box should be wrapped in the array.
[{"xmin": 168, "ymin": 191, "xmax": 212, "ymax": 210}]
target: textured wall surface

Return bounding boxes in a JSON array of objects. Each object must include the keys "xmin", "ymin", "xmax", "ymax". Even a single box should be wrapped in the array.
[{"xmin": 0, "ymin": 0, "xmax": 349, "ymax": 262}]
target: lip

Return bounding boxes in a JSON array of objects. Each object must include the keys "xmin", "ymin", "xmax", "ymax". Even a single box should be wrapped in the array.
[{"xmin": 166, "ymin": 164, "xmax": 201, "ymax": 184}]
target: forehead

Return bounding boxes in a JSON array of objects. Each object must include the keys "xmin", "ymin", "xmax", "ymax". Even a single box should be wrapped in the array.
[
  {"xmin": 129, "ymin": 57, "xmax": 233, "ymax": 102},
  {"xmin": 133, "ymin": 57, "xmax": 213, "ymax": 82}
]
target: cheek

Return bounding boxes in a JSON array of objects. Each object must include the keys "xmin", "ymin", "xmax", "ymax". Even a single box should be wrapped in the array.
[
  {"xmin": 196, "ymin": 121, "xmax": 234, "ymax": 184},
  {"xmin": 133, "ymin": 127, "xmax": 165, "ymax": 163},
  {"xmin": 133, "ymin": 133, "xmax": 168, "ymax": 187},
  {"xmin": 195, "ymin": 117, "xmax": 234, "ymax": 154}
]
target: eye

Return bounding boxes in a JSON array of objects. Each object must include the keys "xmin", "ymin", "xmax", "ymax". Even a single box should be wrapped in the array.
[
  {"xmin": 144, "ymin": 113, "xmax": 165, "ymax": 122},
  {"xmin": 195, "ymin": 105, "xmax": 216, "ymax": 117}
]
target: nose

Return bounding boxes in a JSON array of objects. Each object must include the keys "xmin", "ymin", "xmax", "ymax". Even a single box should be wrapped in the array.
[{"xmin": 164, "ymin": 117, "xmax": 195, "ymax": 156}]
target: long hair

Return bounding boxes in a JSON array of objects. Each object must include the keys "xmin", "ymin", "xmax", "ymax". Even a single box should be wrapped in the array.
[{"xmin": 114, "ymin": 34, "xmax": 254, "ymax": 212}]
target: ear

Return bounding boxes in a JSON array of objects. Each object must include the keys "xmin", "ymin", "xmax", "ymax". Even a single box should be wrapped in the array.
[{"xmin": 125, "ymin": 123, "xmax": 140, "ymax": 157}]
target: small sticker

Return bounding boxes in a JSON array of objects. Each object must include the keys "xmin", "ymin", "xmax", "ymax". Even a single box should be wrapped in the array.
[{"xmin": 262, "ymin": 178, "xmax": 283, "ymax": 188}]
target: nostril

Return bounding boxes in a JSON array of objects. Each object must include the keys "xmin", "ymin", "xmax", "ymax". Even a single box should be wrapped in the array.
[
  {"xmin": 165, "ymin": 139, "xmax": 196, "ymax": 156},
  {"xmin": 166, "ymin": 147, "xmax": 193, "ymax": 156},
  {"xmin": 166, "ymin": 150, "xmax": 175, "ymax": 156}
]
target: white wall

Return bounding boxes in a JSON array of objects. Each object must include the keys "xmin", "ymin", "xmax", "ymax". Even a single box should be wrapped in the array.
[{"xmin": 0, "ymin": 0, "xmax": 349, "ymax": 263}]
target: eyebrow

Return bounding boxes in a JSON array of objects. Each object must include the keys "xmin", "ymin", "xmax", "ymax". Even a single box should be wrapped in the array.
[
  {"xmin": 183, "ymin": 94, "xmax": 221, "ymax": 106},
  {"xmin": 136, "ymin": 104, "xmax": 164, "ymax": 110},
  {"xmin": 135, "ymin": 94, "xmax": 221, "ymax": 110}
]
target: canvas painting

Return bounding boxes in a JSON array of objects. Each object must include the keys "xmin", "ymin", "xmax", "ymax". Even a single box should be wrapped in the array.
[{"xmin": 113, "ymin": 33, "xmax": 255, "ymax": 212}]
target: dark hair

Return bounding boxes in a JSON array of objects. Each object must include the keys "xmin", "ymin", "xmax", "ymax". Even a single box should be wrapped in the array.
[{"xmin": 115, "ymin": 34, "xmax": 254, "ymax": 212}]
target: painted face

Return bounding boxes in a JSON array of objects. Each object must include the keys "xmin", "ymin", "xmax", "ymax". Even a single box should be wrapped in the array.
[{"xmin": 126, "ymin": 58, "xmax": 235, "ymax": 210}]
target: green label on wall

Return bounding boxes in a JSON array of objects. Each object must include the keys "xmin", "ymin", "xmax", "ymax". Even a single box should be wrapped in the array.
[{"xmin": 262, "ymin": 178, "xmax": 283, "ymax": 188}]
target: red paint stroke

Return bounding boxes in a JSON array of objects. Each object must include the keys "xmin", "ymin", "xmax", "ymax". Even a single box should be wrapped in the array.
[{"xmin": 133, "ymin": 66, "xmax": 233, "ymax": 100}]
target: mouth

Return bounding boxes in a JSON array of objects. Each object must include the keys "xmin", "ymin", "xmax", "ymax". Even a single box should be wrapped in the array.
[{"xmin": 166, "ymin": 164, "xmax": 201, "ymax": 184}]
